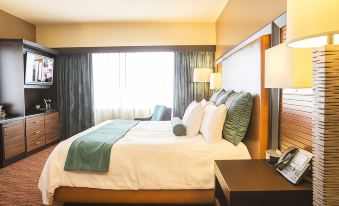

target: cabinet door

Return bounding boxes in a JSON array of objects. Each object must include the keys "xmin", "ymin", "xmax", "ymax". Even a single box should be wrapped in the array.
[
  {"xmin": 3, "ymin": 120, "xmax": 25, "ymax": 160},
  {"xmin": 45, "ymin": 112, "xmax": 60, "ymax": 144},
  {"xmin": 26, "ymin": 115, "xmax": 45, "ymax": 152}
]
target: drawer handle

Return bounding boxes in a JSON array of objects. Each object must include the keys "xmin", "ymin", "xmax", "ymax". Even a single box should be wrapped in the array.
[
  {"xmin": 33, "ymin": 120, "xmax": 40, "ymax": 123},
  {"xmin": 35, "ymin": 131, "xmax": 41, "ymax": 134},
  {"xmin": 35, "ymin": 141, "xmax": 41, "ymax": 145}
]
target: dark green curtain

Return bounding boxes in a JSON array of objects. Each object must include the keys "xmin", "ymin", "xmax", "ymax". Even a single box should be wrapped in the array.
[
  {"xmin": 56, "ymin": 53, "xmax": 94, "ymax": 139},
  {"xmin": 173, "ymin": 51, "xmax": 215, "ymax": 118}
]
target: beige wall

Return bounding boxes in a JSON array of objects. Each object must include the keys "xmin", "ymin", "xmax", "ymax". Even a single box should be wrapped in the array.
[
  {"xmin": 36, "ymin": 22, "xmax": 216, "ymax": 48},
  {"xmin": 216, "ymin": 0, "xmax": 287, "ymax": 59},
  {"xmin": 0, "ymin": 9, "xmax": 36, "ymax": 42}
]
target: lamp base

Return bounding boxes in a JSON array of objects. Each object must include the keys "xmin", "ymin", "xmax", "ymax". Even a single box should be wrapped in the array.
[{"xmin": 312, "ymin": 45, "xmax": 339, "ymax": 206}]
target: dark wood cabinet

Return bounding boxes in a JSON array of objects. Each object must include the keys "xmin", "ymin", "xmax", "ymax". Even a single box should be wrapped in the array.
[
  {"xmin": 0, "ymin": 112, "xmax": 60, "ymax": 167},
  {"xmin": 0, "ymin": 39, "xmax": 59, "ymax": 167}
]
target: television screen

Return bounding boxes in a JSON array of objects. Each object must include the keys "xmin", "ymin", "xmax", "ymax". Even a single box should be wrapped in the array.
[{"xmin": 25, "ymin": 52, "xmax": 54, "ymax": 85}]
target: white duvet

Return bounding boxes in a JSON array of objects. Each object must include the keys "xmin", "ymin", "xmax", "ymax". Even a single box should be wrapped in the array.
[{"xmin": 39, "ymin": 121, "xmax": 251, "ymax": 205}]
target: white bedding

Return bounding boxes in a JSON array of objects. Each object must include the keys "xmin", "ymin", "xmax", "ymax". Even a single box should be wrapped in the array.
[{"xmin": 39, "ymin": 121, "xmax": 251, "ymax": 205}]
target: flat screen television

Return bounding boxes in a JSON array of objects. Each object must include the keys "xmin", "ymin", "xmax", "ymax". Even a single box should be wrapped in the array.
[{"xmin": 25, "ymin": 52, "xmax": 54, "ymax": 85}]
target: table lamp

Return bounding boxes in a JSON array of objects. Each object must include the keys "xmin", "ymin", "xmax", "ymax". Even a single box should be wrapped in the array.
[
  {"xmin": 287, "ymin": 0, "xmax": 339, "ymax": 205},
  {"xmin": 209, "ymin": 73, "xmax": 222, "ymax": 90},
  {"xmin": 265, "ymin": 43, "xmax": 312, "ymax": 89},
  {"xmin": 265, "ymin": 42, "xmax": 312, "ymax": 149}
]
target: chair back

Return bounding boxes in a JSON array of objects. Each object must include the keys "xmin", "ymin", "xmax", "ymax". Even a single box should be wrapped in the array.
[{"xmin": 151, "ymin": 105, "xmax": 166, "ymax": 121}]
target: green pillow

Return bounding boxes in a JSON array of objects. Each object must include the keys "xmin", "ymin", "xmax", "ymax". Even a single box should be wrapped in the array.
[{"xmin": 223, "ymin": 92, "xmax": 253, "ymax": 146}]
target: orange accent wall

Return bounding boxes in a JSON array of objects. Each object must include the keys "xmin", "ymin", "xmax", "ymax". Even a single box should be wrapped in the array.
[{"xmin": 0, "ymin": 9, "xmax": 36, "ymax": 42}]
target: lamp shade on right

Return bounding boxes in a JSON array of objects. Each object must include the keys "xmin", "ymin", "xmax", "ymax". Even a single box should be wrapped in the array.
[
  {"xmin": 287, "ymin": 0, "xmax": 339, "ymax": 48},
  {"xmin": 210, "ymin": 73, "xmax": 222, "ymax": 89},
  {"xmin": 265, "ymin": 43, "xmax": 313, "ymax": 88}
]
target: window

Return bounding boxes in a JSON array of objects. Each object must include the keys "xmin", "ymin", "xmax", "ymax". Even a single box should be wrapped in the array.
[{"xmin": 92, "ymin": 52, "xmax": 174, "ymax": 124}]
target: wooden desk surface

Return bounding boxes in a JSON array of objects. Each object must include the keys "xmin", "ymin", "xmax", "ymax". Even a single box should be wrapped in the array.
[{"xmin": 215, "ymin": 160, "xmax": 312, "ymax": 192}]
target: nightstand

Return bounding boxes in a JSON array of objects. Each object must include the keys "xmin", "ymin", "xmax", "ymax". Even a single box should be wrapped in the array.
[{"xmin": 214, "ymin": 160, "xmax": 312, "ymax": 206}]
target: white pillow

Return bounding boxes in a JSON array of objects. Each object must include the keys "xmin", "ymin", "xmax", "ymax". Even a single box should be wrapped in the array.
[
  {"xmin": 200, "ymin": 104, "xmax": 227, "ymax": 142},
  {"xmin": 200, "ymin": 99, "xmax": 212, "ymax": 108},
  {"xmin": 182, "ymin": 101, "xmax": 204, "ymax": 137}
]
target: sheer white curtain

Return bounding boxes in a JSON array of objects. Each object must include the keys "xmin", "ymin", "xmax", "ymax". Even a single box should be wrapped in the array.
[{"xmin": 93, "ymin": 52, "xmax": 174, "ymax": 124}]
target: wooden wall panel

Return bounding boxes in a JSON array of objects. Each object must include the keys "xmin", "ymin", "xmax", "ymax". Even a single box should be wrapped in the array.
[
  {"xmin": 279, "ymin": 26, "xmax": 313, "ymax": 152},
  {"xmin": 279, "ymin": 89, "xmax": 313, "ymax": 152}
]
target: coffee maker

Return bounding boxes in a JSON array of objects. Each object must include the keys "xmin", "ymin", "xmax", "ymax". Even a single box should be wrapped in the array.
[{"xmin": 44, "ymin": 98, "xmax": 52, "ymax": 111}]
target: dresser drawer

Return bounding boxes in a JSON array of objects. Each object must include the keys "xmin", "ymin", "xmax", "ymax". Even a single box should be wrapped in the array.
[
  {"xmin": 3, "ymin": 120, "xmax": 25, "ymax": 138},
  {"xmin": 4, "ymin": 140, "xmax": 25, "ymax": 159},
  {"xmin": 45, "ymin": 128, "xmax": 59, "ymax": 144},
  {"xmin": 26, "ymin": 132, "xmax": 45, "ymax": 152},
  {"xmin": 45, "ymin": 112, "xmax": 59, "ymax": 126},
  {"xmin": 3, "ymin": 120, "xmax": 25, "ymax": 160},
  {"xmin": 27, "ymin": 126, "xmax": 44, "ymax": 136},
  {"xmin": 26, "ymin": 115, "xmax": 45, "ymax": 152},
  {"xmin": 26, "ymin": 115, "xmax": 45, "ymax": 131}
]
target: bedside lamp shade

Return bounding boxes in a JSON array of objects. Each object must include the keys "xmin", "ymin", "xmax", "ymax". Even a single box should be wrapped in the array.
[
  {"xmin": 265, "ymin": 43, "xmax": 312, "ymax": 88},
  {"xmin": 193, "ymin": 68, "xmax": 213, "ymax": 82},
  {"xmin": 210, "ymin": 73, "xmax": 222, "ymax": 89},
  {"xmin": 287, "ymin": 0, "xmax": 339, "ymax": 48}
]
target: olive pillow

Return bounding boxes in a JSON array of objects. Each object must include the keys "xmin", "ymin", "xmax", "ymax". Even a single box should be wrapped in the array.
[{"xmin": 223, "ymin": 92, "xmax": 253, "ymax": 146}]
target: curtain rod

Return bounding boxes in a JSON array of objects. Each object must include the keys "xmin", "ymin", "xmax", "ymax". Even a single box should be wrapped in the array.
[{"xmin": 55, "ymin": 45, "xmax": 216, "ymax": 54}]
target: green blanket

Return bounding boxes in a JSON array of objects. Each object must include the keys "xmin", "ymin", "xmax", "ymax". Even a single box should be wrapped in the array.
[{"xmin": 64, "ymin": 120, "xmax": 140, "ymax": 172}]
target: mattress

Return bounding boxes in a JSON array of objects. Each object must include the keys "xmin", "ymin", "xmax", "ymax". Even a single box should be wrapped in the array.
[{"xmin": 39, "ymin": 120, "xmax": 251, "ymax": 205}]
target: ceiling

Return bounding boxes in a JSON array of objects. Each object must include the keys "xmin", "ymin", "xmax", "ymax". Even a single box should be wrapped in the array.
[{"xmin": 0, "ymin": 0, "xmax": 229, "ymax": 24}]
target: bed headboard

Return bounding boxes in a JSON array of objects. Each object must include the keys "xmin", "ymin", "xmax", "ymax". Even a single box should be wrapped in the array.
[{"xmin": 221, "ymin": 35, "xmax": 270, "ymax": 159}]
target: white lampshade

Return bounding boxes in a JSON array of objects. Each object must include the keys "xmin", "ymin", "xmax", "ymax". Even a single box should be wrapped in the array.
[
  {"xmin": 210, "ymin": 73, "xmax": 222, "ymax": 89},
  {"xmin": 287, "ymin": 0, "xmax": 339, "ymax": 48},
  {"xmin": 193, "ymin": 68, "xmax": 213, "ymax": 82},
  {"xmin": 265, "ymin": 43, "xmax": 313, "ymax": 88}
]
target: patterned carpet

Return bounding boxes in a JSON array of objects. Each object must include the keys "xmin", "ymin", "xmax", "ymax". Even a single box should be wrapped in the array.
[{"xmin": 0, "ymin": 145, "xmax": 60, "ymax": 206}]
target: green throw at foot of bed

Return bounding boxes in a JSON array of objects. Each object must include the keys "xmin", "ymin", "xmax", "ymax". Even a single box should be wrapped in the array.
[{"xmin": 64, "ymin": 120, "xmax": 140, "ymax": 172}]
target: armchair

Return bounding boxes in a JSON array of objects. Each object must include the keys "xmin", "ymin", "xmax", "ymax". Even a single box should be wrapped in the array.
[{"xmin": 135, "ymin": 105, "xmax": 172, "ymax": 121}]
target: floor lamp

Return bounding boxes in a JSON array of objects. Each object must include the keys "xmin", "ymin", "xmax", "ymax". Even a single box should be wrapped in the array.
[
  {"xmin": 287, "ymin": 0, "xmax": 339, "ymax": 205},
  {"xmin": 193, "ymin": 68, "xmax": 213, "ymax": 101}
]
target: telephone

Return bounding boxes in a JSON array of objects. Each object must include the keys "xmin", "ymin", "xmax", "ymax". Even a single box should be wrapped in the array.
[{"xmin": 275, "ymin": 147, "xmax": 313, "ymax": 185}]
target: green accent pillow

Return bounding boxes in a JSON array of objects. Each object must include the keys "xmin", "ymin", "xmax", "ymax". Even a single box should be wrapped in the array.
[
  {"xmin": 215, "ymin": 90, "xmax": 234, "ymax": 106},
  {"xmin": 223, "ymin": 92, "xmax": 253, "ymax": 146}
]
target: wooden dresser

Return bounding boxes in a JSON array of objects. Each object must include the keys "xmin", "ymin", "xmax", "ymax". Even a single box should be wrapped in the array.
[
  {"xmin": 0, "ymin": 111, "xmax": 60, "ymax": 167},
  {"xmin": 2, "ymin": 119, "xmax": 25, "ymax": 161}
]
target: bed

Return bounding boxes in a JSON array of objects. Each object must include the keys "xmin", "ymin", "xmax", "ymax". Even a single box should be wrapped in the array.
[{"xmin": 39, "ymin": 34, "xmax": 270, "ymax": 205}]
